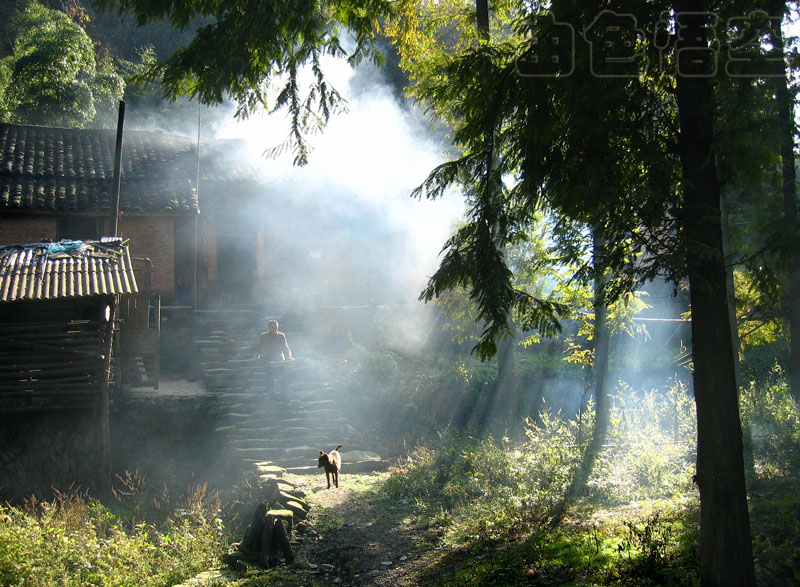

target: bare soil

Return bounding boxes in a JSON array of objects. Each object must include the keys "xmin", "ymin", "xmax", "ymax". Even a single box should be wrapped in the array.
[{"xmin": 282, "ymin": 471, "xmax": 436, "ymax": 586}]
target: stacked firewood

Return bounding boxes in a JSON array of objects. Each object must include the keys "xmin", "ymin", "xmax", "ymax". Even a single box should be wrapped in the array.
[{"xmin": 0, "ymin": 319, "xmax": 106, "ymax": 409}]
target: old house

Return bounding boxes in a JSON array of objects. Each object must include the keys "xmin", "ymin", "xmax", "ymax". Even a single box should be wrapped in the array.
[
  {"xmin": 0, "ymin": 122, "xmax": 294, "ymax": 312},
  {"xmin": 0, "ymin": 122, "xmax": 200, "ymax": 304},
  {"xmin": 0, "ymin": 238, "xmax": 139, "ymax": 497}
]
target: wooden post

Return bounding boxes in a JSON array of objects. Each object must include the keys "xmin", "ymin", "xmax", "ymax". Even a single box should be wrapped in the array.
[
  {"xmin": 99, "ymin": 298, "xmax": 117, "ymax": 486},
  {"xmin": 194, "ymin": 104, "xmax": 200, "ymax": 308},
  {"xmin": 272, "ymin": 518, "xmax": 295, "ymax": 563},
  {"xmin": 239, "ymin": 504, "xmax": 295, "ymax": 567},
  {"xmin": 153, "ymin": 295, "xmax": 160, "ymax": 390},
  {"xmin": 241, "ymin": 503, "xmax": 268, "ymax": 554},
  {"xmin": 110, "ymin": 101, "xmax": 125, "ymax": 237}
]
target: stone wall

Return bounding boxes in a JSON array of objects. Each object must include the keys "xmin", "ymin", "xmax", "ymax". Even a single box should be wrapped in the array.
[
  {"xmin": 0, "ymin": 412, "xmax": 103, "ymax": 502},
  {"xmin": 112, "ymin": 393, "xmax": 219, "ymax": 490},
  {"xmin": 0, "ymin": 393, "xmax": 219, "ymax": 503}
]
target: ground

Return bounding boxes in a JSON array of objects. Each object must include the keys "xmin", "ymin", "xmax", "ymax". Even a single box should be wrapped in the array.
[{"xmin": 280, "ymin": 471, "xmax": 431, "ymax": 586}]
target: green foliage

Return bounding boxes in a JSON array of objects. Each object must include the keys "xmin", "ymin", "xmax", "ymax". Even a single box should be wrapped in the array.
[
  {"xmin": 382, "ymin": 375, "xmax": 701, "ymax": 528},
  {"xmin": 379, "ymin": 399, "xmax": 701, "ymax": 586},
  {"xmin": 342, "ymin": 346, "xmax": 498, "ymax": 446},
  {"xmin": 0, "ymin": 0, "xmax": 124, "ymax": 127},
  {"xmin": 0, "ymin": 57, "xmax": 12, "ymax": 120},
  {"xmin": 382, "ymin": 412, "xmax": 586, "ymax": 540},
  {"xmin": 614, "ymin": 512, "xmax": 697, "ymax": 584},
  {"xmin": 587, "ymin": 380, "xmax": 697, "ymax": 503},
  {"xmin": 740, "ymin": 363, "xmax": 800, "ymax": 480},
  {"xmin": 385, "ymin": 1, "xmax": 682, "ymax": 359},
  {"xmin": 431, "ymin": 213, "xmax": 592, "ymax": 355},
  {"xmin": 0, "ymin": 481, "xmax": 225, "ymax": 586},
  {"xmin": 750, "ymin": 489, "xmax": 800, "ymax": 586},
  {"xmin": 734, "ymin": 267, "xmax": 787, "ymax": 360},
  {"xmin": 95, "ymin": 0, "xmax": 393, "ymax": 164}
]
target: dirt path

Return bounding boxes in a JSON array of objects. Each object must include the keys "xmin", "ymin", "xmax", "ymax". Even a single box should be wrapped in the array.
[{"xmin": 284, "ymin": 472, "xmax": 432, "ymax": 586}]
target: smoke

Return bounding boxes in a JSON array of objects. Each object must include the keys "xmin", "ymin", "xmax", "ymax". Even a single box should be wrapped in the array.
[
  {"xmin": 192, "ymin": 50, "xmax": 464, "ymax": 356},
  {"xmin": 214, "ymin": 58, "xmax": 460, "ymax": 294}
]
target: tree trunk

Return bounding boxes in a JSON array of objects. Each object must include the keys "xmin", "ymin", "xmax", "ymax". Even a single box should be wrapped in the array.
[
  {"xmin": 494, "ymin": 330, "xmax": 517, "ymax": 429},
  {"xmin": 258, "ymin": 514, "xmax": 275, "ymax": 567},
  {"xmin": 557, "ymin": 232, "xmax": 610, "ymax": 509},
  {"xmin": 773, "ymin": 12, "xmax": 800, "ymax": 404},
  {"xmin": 673, "ymin": 5, "xmax": 755, "ymax": 585},
  {"xmin": 587, "ymin": 233, "xmax": 611, "ymax": 475},
  {"xmin": 721, "ymin": 193, "xmax": 755, "ymax": 483},
  {"xmin": 476, "ymin": 0, "xmax": 489, "ymax": 38},
  {"xmin": 720, "ymin": 192, "xmax": 741, "ymax": 389}
]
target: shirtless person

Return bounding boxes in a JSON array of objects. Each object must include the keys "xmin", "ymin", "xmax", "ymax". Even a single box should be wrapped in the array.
[
  {"xmin": 257, "ymin": 320, "xmax": 293, "ymax": 392},
  {"xmin": 258, "ymin": 320, "xmax": 293, "ymax": 362}
]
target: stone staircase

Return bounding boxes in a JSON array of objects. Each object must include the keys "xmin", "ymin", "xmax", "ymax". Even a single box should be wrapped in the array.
[{"xmin": 190, "ymin": 309, "xmax": 389, "ymax": 482}]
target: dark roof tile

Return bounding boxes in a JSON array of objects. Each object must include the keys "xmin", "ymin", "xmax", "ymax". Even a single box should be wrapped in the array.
[{"xmin": 0, "ymin": 123, "xmax": 200, "ymax": 214}]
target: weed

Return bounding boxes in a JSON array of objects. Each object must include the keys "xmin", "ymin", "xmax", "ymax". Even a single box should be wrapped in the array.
[{"xmin": 0, "ymin": 478, "xmax": 226, "ymax": 586}]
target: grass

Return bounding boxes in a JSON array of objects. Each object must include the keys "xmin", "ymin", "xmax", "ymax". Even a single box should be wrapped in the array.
[
  {"xmin": 1, "ymin": 362, "xmax": 797, "ymax": 586},
  {"xmin": 0, "ymin": 482, "xmax": 226, "ymax": 587},
  {"xmin": 1, "ymin": 455, "xmax": 797, "ymax": 586},
  {"xmin": 379, "ymin": 439, "xmax": 702, "ymax": 586}
]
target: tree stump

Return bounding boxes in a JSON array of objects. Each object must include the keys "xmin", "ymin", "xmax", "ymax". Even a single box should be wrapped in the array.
[
  {"xmin": 238, "ymin": 503, "xmax": 295, "ymax": 567},
  {"xmin": 240, "ymin": 503, "xmax": 268, "ymax": 554},
  {"xmin": 258, "ymin": 515, "xmax": 274, "ymax": 567}
]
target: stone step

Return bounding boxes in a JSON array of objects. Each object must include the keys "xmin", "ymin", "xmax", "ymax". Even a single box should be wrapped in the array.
[
  {"xmin": 223, "ymin": 416, "xmax": 348, "ymax": 429},
  {"xmin": 219, "ymin": 425, "xmax": 311, "ymax": 435},
  {"xmin": 228, "ymin": 441, "xmax": 318, "ymax": 455},
  {"xmin": 301, "ymin": 408, "xmax": 344, "ymax": 419},
  {"xmin": 214, "ymin": 399, "xmax": 306, "ymax": 412},
  {"xmin": 223, "ymin": 427, "xmax": 353, "ymax": 445},
  {"xmin": 284, "ymin": 458, "xmax": 391, "ymax": 475},
  {"xmin": 228, "ymin": 435, "xmax": 354, "ymax": 449},
  {"xmin": 232, "ymin": 447, "xmax": 288, "ymax": 460},
  {"xmin": 225, "ymin": 434, "xmax": 361, "ymax": 449},
  {"xmin": 299, "ymin": 399, "xmax": 337, "ymax": 409},
  {"xmin": 185, "ymin": 310, "xmax": 388, "ymax": 484},
  {"xmin": 244, "ymin": 454, "xmax": 317, "ymax": 468}
]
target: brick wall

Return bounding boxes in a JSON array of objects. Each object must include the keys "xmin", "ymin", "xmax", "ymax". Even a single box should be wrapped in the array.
[
  {"xmin": 116, "ymin": 215, "xmax": 176, "ymax": 297},
  {"xmin": 0, "ymin": 216, "xmax": 58, "ymax": 245},
  {"xmin": 0, "ymin": 214, "xmax": 180, "ymax": 300}
]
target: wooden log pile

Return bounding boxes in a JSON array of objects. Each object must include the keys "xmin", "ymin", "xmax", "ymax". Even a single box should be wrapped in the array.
[{"xmin": 0, "ymin": 318, "xmax": 106, "ymax": 409}]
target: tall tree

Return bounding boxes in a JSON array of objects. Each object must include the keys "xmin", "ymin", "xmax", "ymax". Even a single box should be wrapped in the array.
[
  {"xmin": 390, "ymin": 1, "xmax": 756, "ymax": 583},
  {"xmin": 0, "ymin": 0, "xmax": 123, "ymax": 127},
  {"xmin": 672, "ymin": 5, "xmax": 755, "ymax": 583},
  {"xmin": 772, "ymin": 5, "xmax": 800, "ymax": 404}
]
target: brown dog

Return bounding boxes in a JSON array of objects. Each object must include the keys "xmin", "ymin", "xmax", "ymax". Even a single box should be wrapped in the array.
[{"xmin": 317, "ymin": 445, "xmax": 342, "ymax": 489}]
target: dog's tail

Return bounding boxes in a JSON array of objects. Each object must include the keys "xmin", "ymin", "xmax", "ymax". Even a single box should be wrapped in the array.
[{"xmin": 334, "ymin": 445, "xmax": 342, "ymax": 451}]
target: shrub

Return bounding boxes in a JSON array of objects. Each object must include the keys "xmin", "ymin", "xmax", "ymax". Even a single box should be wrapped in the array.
[
  {"xmin": 587, "ymin": 379, "xmax": 697, "ymax": 503},
  {"xmin": 740, "ymin": 363, "xmax": 800, "ymax": 481},
  {"xmin": 0, "ymin": 482, "xmax": 225, "ymax": 586}
]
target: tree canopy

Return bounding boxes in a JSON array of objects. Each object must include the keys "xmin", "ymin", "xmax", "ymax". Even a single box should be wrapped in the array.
[
  {"xmin": 0, "ymin": 0, "xmax": 124, "ymax": 127},
  {"xmin": 94, "ymin": 0, "xmax": 394, "ymax": 164}
]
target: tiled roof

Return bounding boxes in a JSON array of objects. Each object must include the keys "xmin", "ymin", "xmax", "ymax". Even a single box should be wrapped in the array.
[
  {"xmin": 0, "ymin": 238, "xmax": 138, "ymax": 302},
  {"xmin": 0, "ymin": 123, "xmax": 200, "ymax": 214}
]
